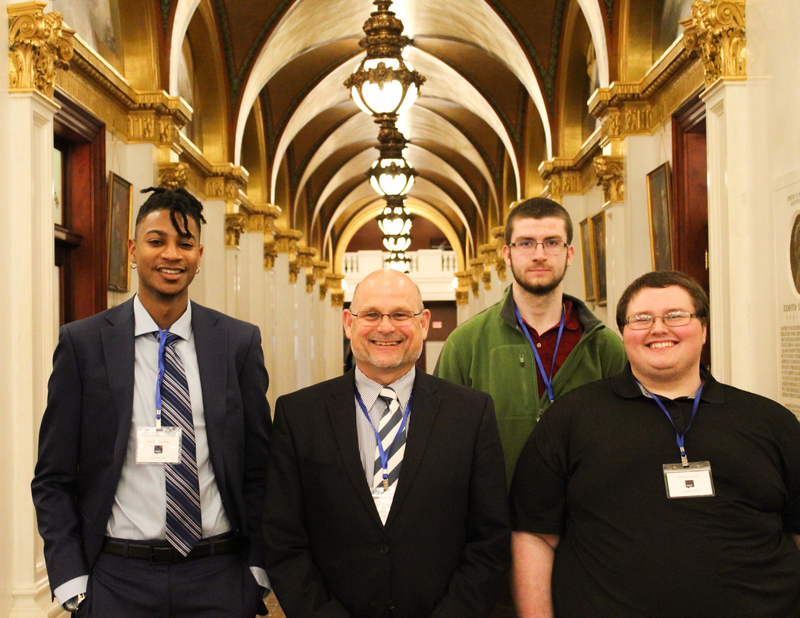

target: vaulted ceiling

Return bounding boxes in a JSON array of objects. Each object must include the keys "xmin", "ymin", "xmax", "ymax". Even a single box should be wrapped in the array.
[{"xmin": 155, "ymin": 0, "xmax": 635, "ymax": 263}]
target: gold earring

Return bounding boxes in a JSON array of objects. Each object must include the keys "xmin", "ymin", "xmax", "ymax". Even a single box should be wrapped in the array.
[
  {"xmin": 196, "ymin": 266, "xmax": 200, "ymax": 274},
  {"xmin": 130, "ymin": 262, "xmax": 137, "ymax": 270}
]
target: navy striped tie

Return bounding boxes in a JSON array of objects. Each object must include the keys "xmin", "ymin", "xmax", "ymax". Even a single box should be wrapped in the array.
[
  {"xmin": 159, "ymin": 332, "xmax": 202, "ymax": 556},
  {"xmin": 373, "ymin": 387, "xmax": 406, "ymax": 490}
]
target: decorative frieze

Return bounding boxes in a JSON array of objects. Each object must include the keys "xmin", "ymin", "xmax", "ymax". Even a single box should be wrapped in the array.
[
  {"xmin": 158, "ymin": 162, "xmax": 189, "ymax": 190},
  {"xmin": 682, "ymin": 0, "xmax": 746, "ymax": 87},
  {"xmin": 8, "ymin": 2, "xmax": 74, "ymax": 99},
  {"xmin": 539, "ymin": 159, "xmax": 584, "ymax": 200},
  {"xmin": 246, "ymin": 203, "xmax": 279, "ymax": 234},
  {"xmin": 594, "ymin": 156, "xmax": 625, "ymax": 204},
  {"xmin": 225, "ymin": 213, "xmax": 246, "ymax": 248},
  {"xmin": 204, "ymin": 164, "xmax": 249, "ymax": 210}
]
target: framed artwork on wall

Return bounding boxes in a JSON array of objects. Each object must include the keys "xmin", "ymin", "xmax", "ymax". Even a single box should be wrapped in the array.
[
  {"xmin": 646, "ymin": 162, "xmax": 674, "ymax": 271},
  {"xmin": 107, "ymin": 171, "xmax": 132, "ymax": 292},
  {"xmin": 590, "ymin": 210, "xmax": 607, "ymax": 305},
  {"xmin": 579, "ymin": 217, "xmax": 596, "ymax": 302}
]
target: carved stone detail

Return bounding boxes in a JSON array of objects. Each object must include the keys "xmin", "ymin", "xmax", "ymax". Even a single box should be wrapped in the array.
[
  {"xmin": 273, "ymin": 228, "xmax": 303, "ymax": 255},
  {"xmin": 289, "ymin": 261, "xmax": 301, "ymax": 285},
  {"xmin": 264, "ymin": 241, "xmax": 278, "ymax": 270},
  {"xmin": 539, "ymin": 159, "xmax": 584, "ymax": 198},
  {"xmin": 247, "ymin": 203, "xmax": 279, "ymax": 234},
  {"xmin": 594, "ymin": 156, "xmax": 625, "ymax": 203},
  {"xmin": 455, "ymin": 288, "xmax": 470, "ymax": 306},
  {"xmin": 225, "ymin": 213, "xmax": 246, "ymax": 248},
  {"xmin": 8, "ymin": 2, "xmax": 74, "ymax": 99},
  {"xmin": 326, "ymin": 273, "xmax": 346, "ymax": 307},
  {"xmin": 682, "ymin": 1, "xmax": 746, "ymax": 87},
  {"xmin": 305, "ymin": 273, "xmax": 316, "ymax": 294},
  {"xmin": 158, "ymin": 162, "xmax": 189, "ymax": 190},
  {"xmin": 295, "ymin": 247, "xmax": 317, "ymax": 269}
]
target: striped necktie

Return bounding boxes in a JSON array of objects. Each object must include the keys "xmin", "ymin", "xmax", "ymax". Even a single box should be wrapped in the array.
[
  {"xmin": 159, "ymin": 331, "xmax": 202, "ymax": 556},
  {"xmin": 373, "ymin": 387, "xmax": 406, "ymax": 490}
]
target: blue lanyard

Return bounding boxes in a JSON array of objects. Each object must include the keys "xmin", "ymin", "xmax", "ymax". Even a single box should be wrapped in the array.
[
  {"xmin": 155, "ymin": 326, "xmax": 170, "ymax": 429},
  {"xmin": 639, "ymin": 381, "xmax": 704, "ymax": 467},
  {"xmin": 515, "ymin": 304, "xmax": 566, "ymax": 403},
  {"xmin": 355, "ymin": 389, "xmax": 412, "ymax": 487}
]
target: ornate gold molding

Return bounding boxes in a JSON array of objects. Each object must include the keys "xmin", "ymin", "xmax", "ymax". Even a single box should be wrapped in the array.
[
  {"xmin": 289, "ymin": 261, "xmax": 301, "ymax": 285},
  {"xmin": 245, "ymin": 203, "xmax": 279, "ymax": 234},
  {"xmin": 682, "ymin": 0, "xmax": 746, "ymax": 88},
  {"xmin": 314, "ymin": 260, "xmax": 330, "ymax": 300},
  {"xmin": 264, "ymin": 241, "xmax": 278, "ymax": 270},
  {"xmin": 454, "ymin": 271, "xmax": 473, "ymax": 306},
  {"xmin": 326, "ymin": 273, "xmax": 346, "ymax": 307},
  {"xmin": 478, "ymin": 244, "xmax": 498, "ymax": 291},
  {"xmin": 204, "ymin": 164, "xmax": 249, "ymax": 211},
  {"xmin": 158, "ymin": 162, "xmax": 189, "ymax": 190},
  {"xmin": 491, "ymin": 226, "xmax": 507, "ymax": 282},
  {"xmin": 588, "ymin": 36, "xmax": 704, "ymax": 143},
  {"xmin": 538, "ymin": 159, "xmax": 584, "ymax": 200},
  {"xmin": 8, "ymin": 2, "xmax": 74, "ymax": 99},
  {"xmin": 225, "ymin": 213, "xmax": 246, "ymax": 248},
  {"xmin": 594, "ymin": 156, "xmax": 625, "ymax": 203},
  {"xmin": 273, "ymin": 228, "xmax": 303, "ymax": 255},
  {"xmin": 305, "ymin": 273, "xmax": 316, "ymax": 294},
  {"xmin": 295, "ymin": 246, "xmax": 317, "ymax": 269}
]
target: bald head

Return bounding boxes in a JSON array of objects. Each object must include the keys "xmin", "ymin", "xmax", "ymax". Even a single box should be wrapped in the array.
[
  {"xmin": 351, "ymin": 269, "xmax": 424, "ymax": 313},
  {"xmin": 344, "ymin": 268, "xmax": 430, "ymax": 385}
]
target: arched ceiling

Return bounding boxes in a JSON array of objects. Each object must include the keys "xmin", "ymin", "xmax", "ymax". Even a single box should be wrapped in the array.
[{"xmin": 166, "ymin": 0, "xmax": 614, "ymax": 258}]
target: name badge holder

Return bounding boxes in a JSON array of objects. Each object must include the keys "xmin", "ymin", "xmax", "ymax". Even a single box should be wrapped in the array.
[
  {"xmin": 136, "ymin": 326, "xmax": 183, "ymax": 465},
  {"xmin": 639, "ymin": 381, "xmax": 715, "ymax": 499}
]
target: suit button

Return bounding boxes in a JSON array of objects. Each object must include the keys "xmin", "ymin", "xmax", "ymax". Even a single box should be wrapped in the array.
[
  {"xmin": 380, "ymin": 544, "xmax": 389, "ymax": 554},
  {"xmin": 387, "ymin": 601, "xmax": 396, "ymax": 610}
]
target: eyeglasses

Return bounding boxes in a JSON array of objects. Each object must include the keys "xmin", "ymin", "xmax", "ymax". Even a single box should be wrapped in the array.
[
  {"xmin": 624, "ymin": 311, "xmax": 700, "ymax": 330},
  {"xmin": 508, "ymin": 239, "xmax": 569, "ymax": 256},
  {"xmin": 349, "ymin": 310, "xmax": 424, "ymax": 325}
]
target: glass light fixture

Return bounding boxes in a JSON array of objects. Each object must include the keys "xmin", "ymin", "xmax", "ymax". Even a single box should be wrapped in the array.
[
  {"xmin": 367, "ymin": 120, "xmax": 417, "ymax": 196},
  {"xmin": 382, "ymin": 233, "xmax": 411, "ymax": 253},
  {"xmin": 377, "ymin": 196, "xmax": 413, "ymax": 237},
  {"xmin": 385, "ymin": 251, "xmax": 411, "ymax": 273},
  {"xmin": 343, "ymin": 0, "xmax": 425, "ymax": 121}
]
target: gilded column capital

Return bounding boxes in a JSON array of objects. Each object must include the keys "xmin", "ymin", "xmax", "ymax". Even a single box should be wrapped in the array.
[
  {"xmin": 312, "ymin": 259, "xmax": 329, "ymax": 282},
  {"xmin": 205, "ymin": 164, "xmax": 249, "ymax": 212},
  {"xmin": 490, "ymin": 226, "xmax": 507, "ymax": 281},
  {"xmin": 296, "ymin": 246, "xmax": 317, "ymax": 269},
  {"xmin": 682, "ymin": 0, "xmax": 746, "ymax": 88},
  {"xmin": 325, "ymin": 273, "xmax": 346, "ymax": 307},
  {"xmin": 538, "ymin": 158, "xmax": 583, "ymax": 200},
  {"xmin": 468, "ymin": 258, "xmax": 484, "ymax": 297},
  {"xmin": 273, "ymin": 228, "xmax": 303, "ymax": 255},
  {"xmin": 128, "ymin": 92, "xmax": 191, "ymax": 154},
  {"xmin": 478, "ymin": 244, "xmax": 498, "ymax": 291},
  {"xmin": 225, "ymin": 213, "xmax": 246, "ymax": 248},
  {"xmin": 289, "ymin": 261, "xmax": 301, "ymax": 285},
  {"xmin": 247, "ymin": 203, "xmax": 280, "ymax": 234},
  {"xmin": 158, "ymin": 162, "xmax": 189, "ymax": 190},
  {"xmin": 454, "ymin": 271, "xmax": 473, "ymax": 306},
  {"xmin": 8, "ymin": 2, "xmax": 74, "ymax": 99},
  {"xmin": 263, "ymin": 241, "xmax": 278, "ymax": 270},
  {"xmin": 455, "ymin": 288, "xmax": 470, "ymax": 306},
  {"xmin": 593, "ymin": 156, "xmax": 625, "ymax": 204}
]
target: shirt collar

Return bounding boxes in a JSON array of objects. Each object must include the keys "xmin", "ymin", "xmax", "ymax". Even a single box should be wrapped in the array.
[
  {"xmin": 612, "ymin": 363, "xmax": 724, "ymax": 404},
  {"xmin": 133, "ymin": 294, "xmax": 193, "ymax": 341},
  {"xmin": 518, "ymin": 299, "xmax": 581, "ymax": 335},
  {"xmin": 354, "ymin": 366, "xmax": 416, "ymax": 411}
]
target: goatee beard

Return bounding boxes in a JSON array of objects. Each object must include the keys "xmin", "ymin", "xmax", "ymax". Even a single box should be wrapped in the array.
[{"xmin": 515, "ymin": 275, "xmax": 563, "ymax": 296}]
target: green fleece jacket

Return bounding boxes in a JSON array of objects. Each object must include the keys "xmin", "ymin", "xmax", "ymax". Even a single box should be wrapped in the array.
[{"xmin": 435, "ymin": 286, "xmax": 626, "ymax": 482}]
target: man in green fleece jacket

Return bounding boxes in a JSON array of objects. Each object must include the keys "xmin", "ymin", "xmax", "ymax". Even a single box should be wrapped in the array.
[{"xmin": 436, "ymin": 198, "xmax": 626, "ymax": 484}]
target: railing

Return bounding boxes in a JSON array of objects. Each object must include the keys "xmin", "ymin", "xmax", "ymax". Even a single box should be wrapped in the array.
[{"xmin": 342, "ymin": 249, "xmax": 459, "ymax": 302}]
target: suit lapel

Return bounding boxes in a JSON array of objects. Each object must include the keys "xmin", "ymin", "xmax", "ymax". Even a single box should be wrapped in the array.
[
  {"xmin": 327, "ymin": 372, "xmax": 386, "ymax": 527},
  {"xmin": 386, "ymin": 371, "xmax": 441, "ymax": 527},
  {"xmin": 101, "ymin": 299, "xmax": 136, "ymax": 472},
  {"xmin": 191, "ymin": 304, "xmax": 228, "ymax": 496}
]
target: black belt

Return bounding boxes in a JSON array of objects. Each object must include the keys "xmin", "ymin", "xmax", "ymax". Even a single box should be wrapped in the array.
[{"xmin": 102, "ymin": 534, "xmax": 246, "ymax": 564}]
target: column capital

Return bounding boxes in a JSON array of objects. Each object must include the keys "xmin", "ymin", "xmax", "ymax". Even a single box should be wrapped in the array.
[
  {"xmin": 8, "ymin": 1, "xmax": 75, "ymax": 100},
  {"xmin": 225, "ymin": 213, "xmax": 246, "ymax": 248},
  {"xmin": 593, "ymin": 155, "xmax": 625, "ymax": 204},
  {"xmin": 325, "ymin": 272, "xmax": 346, "ymax": 307},
  {"xmin": 158, "ymin": 162, "xmax": 190, "ymax": 190},
  {"xmin": 682, "ymin": 0, "xmax": 746, "ymax": 88},
  {"xmin": 273, "ymin": 228, "xmax": 303, "ymax": 254}
]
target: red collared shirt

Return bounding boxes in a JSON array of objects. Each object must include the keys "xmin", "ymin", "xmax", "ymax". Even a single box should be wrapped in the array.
[{"xmin": 520, "ymin": 299, "xmax": 584, "ymax": 398}]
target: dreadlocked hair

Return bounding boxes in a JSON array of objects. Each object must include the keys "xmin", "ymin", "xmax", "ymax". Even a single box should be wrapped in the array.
[{"xmin": 135, "ymin": 187, "xmax": 207, "ymax": 239}]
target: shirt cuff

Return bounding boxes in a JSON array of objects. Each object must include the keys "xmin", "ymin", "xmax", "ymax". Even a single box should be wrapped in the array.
[
  {"xmin": 249, "ymin": 566, "xmax": 271, "ymax": 596},
  {"xmin": 54, "ymin": 575, "xmax": 89, "ymax": 606}
]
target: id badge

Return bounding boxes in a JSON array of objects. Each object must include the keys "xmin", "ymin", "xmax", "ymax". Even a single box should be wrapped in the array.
[
  {"xmin": 136, "ymin": 427, "xmax": 182, "ymax": 464},
  {"xmin": 371, "ymin": 484, "xmax": 396, "ymax": 525},
  {"xmin": 663, "ymin": 461, "xmax": 714, "ymax": 498}
]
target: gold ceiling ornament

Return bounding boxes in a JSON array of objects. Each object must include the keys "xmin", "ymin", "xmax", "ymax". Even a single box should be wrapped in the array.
[
  {"xmin": 158, "ymin": 162, "xmax": 190, "ymax": 190},
  {"xmin": 593, "ymin": 155, "xmax": 625, "ymax": 204},
  {"xmin": 344, "ymin": 0, "xmax": 426, "ymax": 122},
  {"xmin": 224, "ymin": 212, "xmax": 246, "ymax": 248},
  {"xmin": 681, "ymin": 0, "xmax": 746, "ymax": 88},
  {"xmin": 8, "ymin": 2, "xmax": 74, "ymax": 99}
]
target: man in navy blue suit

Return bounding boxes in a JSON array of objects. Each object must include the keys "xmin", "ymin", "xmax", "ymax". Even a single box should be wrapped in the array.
[{"xmin": 32, "ymin": 187, "xmax": 271, "ymax": 617}]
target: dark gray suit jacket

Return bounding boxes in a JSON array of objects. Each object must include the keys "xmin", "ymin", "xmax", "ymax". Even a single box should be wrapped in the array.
[
  {"xmin": 263, "ymin": 369, "xmax": 510, "ymax": 618},
  {"xmin": 31, "ymin": 298, "xmax": 271, "ymax": 593}
]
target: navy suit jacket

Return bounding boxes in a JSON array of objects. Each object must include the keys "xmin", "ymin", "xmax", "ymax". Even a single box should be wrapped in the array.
[
  {"xmin": 31, "ymin": 298, "xmax": 271, "ymax": 593},
  {"xmin": 263, "ymin": 369, "xmax": 510, "ymax": 618}
]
